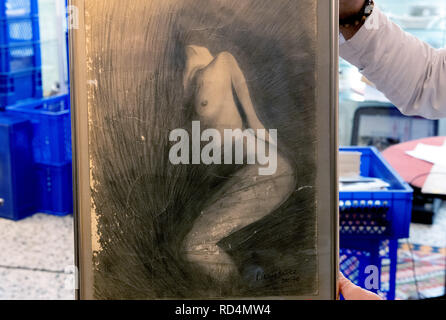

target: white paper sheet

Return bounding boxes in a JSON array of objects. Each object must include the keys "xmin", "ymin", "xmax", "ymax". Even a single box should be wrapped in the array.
[
  {"xmin": 406, "ymin": 143, "xmax": 446, "ymax": 167},
  {"xmin": 407, "ymin": 141, "xmax": 446, "ymax": 195},
  {"xmin": 339, "ymin": 177, "xmax": 390, "ymax": 192}
]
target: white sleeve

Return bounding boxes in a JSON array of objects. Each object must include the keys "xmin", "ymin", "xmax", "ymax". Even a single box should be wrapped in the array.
[{"xmin": 340, "ymin": 6, "xmax": 446, "ymax": 120}]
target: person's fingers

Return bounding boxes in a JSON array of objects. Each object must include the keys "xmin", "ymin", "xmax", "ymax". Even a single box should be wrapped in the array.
[{"xmin": 339, "ymin": 272, "xmax": 383, "ymax": 300}]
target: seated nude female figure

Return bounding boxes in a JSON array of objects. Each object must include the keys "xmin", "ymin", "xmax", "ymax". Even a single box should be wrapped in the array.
[{"xmin": 182, "ymin": 45, "xmax": 295, "ymax": 281}]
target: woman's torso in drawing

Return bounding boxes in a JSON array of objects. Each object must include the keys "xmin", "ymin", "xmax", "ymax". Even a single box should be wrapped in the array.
[
  {"xmin": 188, "ymin": 50, "xmax": 244, "ymax": 137},
  {"xmin": 183, "ymin": 45, "xmax": 295, "ymax": 282}
]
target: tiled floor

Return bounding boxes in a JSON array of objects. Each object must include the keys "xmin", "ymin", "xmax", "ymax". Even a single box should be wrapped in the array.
[
  {"xmin": 0, "ymin": 203, "xmax": 445, "ymax": 300},
  {"xmin": 399, "ymin": 202, "xmax": 446, "ymax": 299},
  {"xmin": 0, "ymin": 214, "xmax": 75, "ymax": 300}
]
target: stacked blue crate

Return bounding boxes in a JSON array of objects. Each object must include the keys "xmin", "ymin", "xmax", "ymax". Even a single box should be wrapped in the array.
[
  {"xmin": 7, "ymin": 94, "xmax": 73, "ymax": 216},
  {"xmin": 339, "ymin": 147, "xmax": 413, "ymax": 300},
  {"xmin": 0, "ymin": 0, "xmax": 38, "ymax": 17},
  {"xmin": 0, "ymin": 0, "xmax": 42, "ymax": 107},
  {"xmin": 0, "ymin": 111, "xmax": 35, "ymax": 220},
  {"xmin": 1, "ymin": 1, "xmax": 72, "ymax": 217}
]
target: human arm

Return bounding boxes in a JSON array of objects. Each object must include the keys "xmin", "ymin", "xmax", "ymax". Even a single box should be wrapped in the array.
[
  {"xmin": 340, "ymin": 4, "xmax": 446, "ymax": 119},
  {"xmin": 339, "ymin": 272, "xmax": 382, "ymax": 300}
]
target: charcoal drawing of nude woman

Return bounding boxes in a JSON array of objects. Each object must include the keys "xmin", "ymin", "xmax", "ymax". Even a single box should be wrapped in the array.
[{"xmin": 182, "ymin": 45, "xmax": 296, "ymax": 282}]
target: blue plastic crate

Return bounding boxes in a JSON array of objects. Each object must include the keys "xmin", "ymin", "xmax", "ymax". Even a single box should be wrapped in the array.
[
  {"xmin": 0, "ymin": 16, "xmax": 40, "ymax": 45},
  {"xmin": 339, "ymin": 147, "xmax": 413, "ymax": 239},
  {"xmin": 0, "ymin": 0, "xmax": 38, "ymax": 18},
  {"xmin": 6, "ymin": 95, "xmax": 71, "ymax": 164},
  {"xmin": 35, "ymin": 162, "xmax": 73, "ymax": 216},
  {"xmin": 0, "ymin": 41, "xmax": 42, "ymax": 72},
  {"xmin": 0, "ymin": 111, "xmax": 35, "ymax": 220},
  {"xmin": 0, "ymin": 67, "xmax": 42, "ymax": 106}
]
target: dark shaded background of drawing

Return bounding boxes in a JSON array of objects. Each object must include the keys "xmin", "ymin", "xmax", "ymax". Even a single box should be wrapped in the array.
[{"xmin": 85, "ymin": 0, "xmax": 317, "ymax": 299}]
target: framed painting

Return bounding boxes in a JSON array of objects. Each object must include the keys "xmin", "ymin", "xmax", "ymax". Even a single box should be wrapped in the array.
[{"xmin": 70, "ymin": 0, "xmax": 339, "ymax": 300}]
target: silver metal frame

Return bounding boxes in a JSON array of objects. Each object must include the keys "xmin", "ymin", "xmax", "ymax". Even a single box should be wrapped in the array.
[
  {"xmin": 69, "ymin": 0, "xmax": 339, "ymax": 300},
  {"xmin": 69, "ymin": 0, "xmax": 93, "ymax": 300}
]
